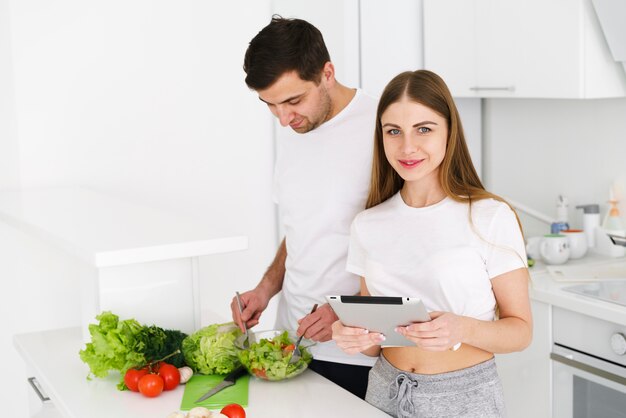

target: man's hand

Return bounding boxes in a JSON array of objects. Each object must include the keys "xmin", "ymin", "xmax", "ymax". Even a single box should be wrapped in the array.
[
  {"xmin": 230, "ymin": 288, "xmax": 271, "ymax": 332},
  {"xmin": 296, "ymin": 303, "xmax": 338, "ymax": 342}
]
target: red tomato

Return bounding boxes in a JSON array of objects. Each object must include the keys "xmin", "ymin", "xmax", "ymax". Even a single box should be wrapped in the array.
[
  {"xmin": 138, "ymin": 374, "xmax": 164, "ymax": 398},
  {"xmin": 156, "ymin": 362, "xmax": 181, "ymax": 390},
  {"xmin": 283, "ymin": 344, "xmax": 295, "ymax": 352},
  {"xmin": 124, "ymin": 367, "xmax": 149, "ymax": 392},
  {"xmin": 221, "ymin": 403, "xmax": 246, "ymax": 418},
  {"xmin": 251, "ymin": 368, "xmax": 267, "ymax": 379}
]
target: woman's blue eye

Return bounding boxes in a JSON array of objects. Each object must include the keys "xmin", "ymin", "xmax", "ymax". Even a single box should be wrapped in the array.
[
  {"xmin": 388, "ymin": 128, "xmax": 400, "ymax": 135},
  {"xmin": 418, "ymin": 126, "xmax": 431, "ymax": 133}
]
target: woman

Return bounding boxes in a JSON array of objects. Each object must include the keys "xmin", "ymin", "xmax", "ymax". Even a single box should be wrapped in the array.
[{"xmin": 332, "ymin": 70, "xmax": 532, "ymax": 418}]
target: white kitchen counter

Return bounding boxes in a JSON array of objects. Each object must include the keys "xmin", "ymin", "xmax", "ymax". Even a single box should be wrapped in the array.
[
  {"xmin": 14, "ymin": 327, "xmax": 389, "ymax": 418},
  {"xmin": 528, "ymin": 255, "xmax": 626, "ymax": 325}
]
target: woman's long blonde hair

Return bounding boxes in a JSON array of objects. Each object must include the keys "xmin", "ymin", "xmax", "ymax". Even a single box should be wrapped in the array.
[{"xmin": 366, "ymin": 70, "xmax": 512, "ymax": 216}]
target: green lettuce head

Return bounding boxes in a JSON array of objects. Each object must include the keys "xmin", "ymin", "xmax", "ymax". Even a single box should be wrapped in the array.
[{"xmin": 182, "ymin": 322, "xmax": 242, "ymax": 375}]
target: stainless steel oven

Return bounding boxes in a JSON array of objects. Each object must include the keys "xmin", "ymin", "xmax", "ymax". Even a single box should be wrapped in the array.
[{"xmin": 551, "ymin": 306, "xmax": 626, "ymax": 418}]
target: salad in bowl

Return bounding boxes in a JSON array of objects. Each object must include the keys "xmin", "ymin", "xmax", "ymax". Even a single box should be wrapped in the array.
[{"xmin": 237, "ymin": 330, "xmax": 313, "ymax": 381}]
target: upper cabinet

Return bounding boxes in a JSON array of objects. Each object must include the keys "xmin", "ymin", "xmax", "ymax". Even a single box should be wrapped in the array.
[
  {"xmin": 423, "ymin": 0, "xmax": 626, "ymax": 98},
  {"xmin": 360, "ymin": 0, "xmax": 424, "ymax": 97}
]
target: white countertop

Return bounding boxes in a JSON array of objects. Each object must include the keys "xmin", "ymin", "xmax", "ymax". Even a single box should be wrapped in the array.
[
  {"xmin": 529, "ymin": 255, "xmax": 626, "ymax": 325},
  {"xmin": 0, "ymin": 187, "xmax": 247, "ymax": 266},
  {"xmin": 14, "ymin": 327, "xmax": 388, "ymax": 418}
]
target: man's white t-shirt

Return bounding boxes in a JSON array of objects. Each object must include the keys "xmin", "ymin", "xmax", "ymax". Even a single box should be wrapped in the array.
[
  {"xmin": 273, "ymin": 89, "xmax": 378, "ymax": 366},
  {"xmin": 347, "ymin": 193, "xmax": 527, "ymax": 321}
]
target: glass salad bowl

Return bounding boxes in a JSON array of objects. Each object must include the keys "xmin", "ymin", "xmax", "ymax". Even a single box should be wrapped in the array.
[{"xmin": 236, "ymin": 329, "xmax": 314, "ymax": 381}]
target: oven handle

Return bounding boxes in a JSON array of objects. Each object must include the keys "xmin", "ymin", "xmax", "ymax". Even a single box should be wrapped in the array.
[{"xmin": 550, "ymin": 352, "xmax": 626, "ymax": 387}]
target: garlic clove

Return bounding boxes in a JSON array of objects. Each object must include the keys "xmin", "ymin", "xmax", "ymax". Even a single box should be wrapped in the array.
[{"xmin": 178, "ymin": 366, "xmax": 194, "ymax": 384}]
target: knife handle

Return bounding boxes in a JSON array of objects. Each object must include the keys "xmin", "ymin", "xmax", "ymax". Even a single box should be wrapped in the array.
[{"xmin": 226, "ymin": 366, "xmax": 248, "ymax": 383}]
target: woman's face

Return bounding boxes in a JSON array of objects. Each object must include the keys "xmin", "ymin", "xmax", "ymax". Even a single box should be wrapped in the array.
[{"xmin": 381, "ymin": 96, "xmax": 448, "ymax": 187}]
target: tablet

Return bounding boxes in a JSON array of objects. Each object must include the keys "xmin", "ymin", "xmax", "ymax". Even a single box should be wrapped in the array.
[{"xmin": 326, "ymin": 295, "xmax": 431, "ymax": 347}]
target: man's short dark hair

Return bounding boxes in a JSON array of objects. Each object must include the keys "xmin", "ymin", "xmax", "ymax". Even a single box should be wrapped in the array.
[{"xmin": 243, "ymin": 16, "xmax": 331, "ymax": 91}]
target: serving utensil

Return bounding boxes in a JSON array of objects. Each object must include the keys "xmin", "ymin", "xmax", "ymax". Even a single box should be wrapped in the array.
[
  {"xmin": 234, "ymin": 291, "xmax": 250, "ymax": 349},
  {"xmin": 289, "ymin": 303, "xmax": 318, "ymax": 364}
]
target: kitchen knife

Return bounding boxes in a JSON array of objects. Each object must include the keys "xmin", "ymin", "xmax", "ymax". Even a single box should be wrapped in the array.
[{"xmin": 194, "ymin": 366, "xmax": 247, "ymax": 403}]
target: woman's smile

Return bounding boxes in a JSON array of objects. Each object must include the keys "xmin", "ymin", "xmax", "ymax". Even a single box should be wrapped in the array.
[{"xmin": 398, "ymin": 159, "xmax": 424, "ymax": 169}]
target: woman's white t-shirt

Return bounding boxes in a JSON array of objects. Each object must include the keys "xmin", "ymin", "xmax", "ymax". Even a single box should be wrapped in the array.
[{"xmin": 347, "ymin": 193, "xmax": 527, "ymax": 321}]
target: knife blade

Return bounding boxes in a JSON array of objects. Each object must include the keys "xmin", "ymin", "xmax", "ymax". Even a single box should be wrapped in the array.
[{"xmin": 195, "ymin": 366, "xmax": 247, "ymax": 403}]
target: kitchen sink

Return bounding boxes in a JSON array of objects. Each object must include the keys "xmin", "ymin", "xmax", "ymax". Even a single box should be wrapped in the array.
[{"xmin": 562, "ymin": 280, "xmax": 626, "ymax": 307}]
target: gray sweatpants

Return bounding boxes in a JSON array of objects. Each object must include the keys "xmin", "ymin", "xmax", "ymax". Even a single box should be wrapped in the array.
[{"xmin": 365, "ymin": 354, "xmax": 507, "ymax": 418}]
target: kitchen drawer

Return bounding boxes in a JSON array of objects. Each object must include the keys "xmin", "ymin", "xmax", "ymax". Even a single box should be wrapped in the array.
[
  {"xmin": 553, "ymin": 306, "xmax": 626, "ymax": 366},
  {"xmin": 31, "ymin": 404, "xmax": 62, "ymax": 418},
  {"xmin": 26, "ymin": 375, "xmax": 62, "ymax": 418}
]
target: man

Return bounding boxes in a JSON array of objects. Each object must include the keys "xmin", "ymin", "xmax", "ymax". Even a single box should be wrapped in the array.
[{"xmin": 231, "ymin": 16, "xmax": 377, "ymax": 399}]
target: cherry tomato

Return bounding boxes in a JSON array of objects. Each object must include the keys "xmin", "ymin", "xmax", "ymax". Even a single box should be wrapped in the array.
[
  {"xmin": 124, "ymin": 367, "xmax": 149, "ymax": 392},
  {"xmin": 138, "ymin": 374, "xmax": 164, "ymax": 398},
  {"xmin": 157, "ymin": 362, "xmax": 181, "ymax": 390},
  {"xmin": 220, "ymin": 403, "xmax": 246, "ymax": 418},
  {"xmin": 283, "ymin": 344, "xmax": 295, "ymax": 352},
  {"xmin": 251, "ymin": 368, "xmax": 267, "ymax": 379}
]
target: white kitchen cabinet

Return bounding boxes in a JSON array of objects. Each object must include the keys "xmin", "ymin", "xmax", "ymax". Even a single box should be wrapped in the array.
[
  {"xmin": 0, "ymin": 187, "xmax": 247, "ymax": 343},
  {"xmin": 31, "ymin": 406, "xmax": 62, "ymax": 418},
  {"xmin": 424, "ymin": 0, "xmax": 626, "ymax": 98},
  {"xmin": 25, "ymin": 369, "xmax": 62, "ymax": 418},
  {"xmin": 271, "ymin": 0, "xmax": 425, "ymax": 97},
  {"xmin": 496, "ymin": 299, "xmax": 551, "ymax": 418},
  {"xmin": 360, "ymin": 0, "xmax": 423, "ymax": 96}
]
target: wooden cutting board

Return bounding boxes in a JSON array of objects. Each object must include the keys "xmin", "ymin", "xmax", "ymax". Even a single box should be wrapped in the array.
[{"xmin": 180, "ymin": 374, "xmax": 250, "ymax": 410}]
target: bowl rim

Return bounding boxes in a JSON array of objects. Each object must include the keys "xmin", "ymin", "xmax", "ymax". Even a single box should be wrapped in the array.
[{"xmin": 244, "ymin": 329, "xmax": 315, "ymax": 348}]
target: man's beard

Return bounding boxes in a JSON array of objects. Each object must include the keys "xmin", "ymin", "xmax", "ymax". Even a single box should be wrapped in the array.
[{"xmin": 294, "ymin": 86, "xmax": 333, "ymax": 133}]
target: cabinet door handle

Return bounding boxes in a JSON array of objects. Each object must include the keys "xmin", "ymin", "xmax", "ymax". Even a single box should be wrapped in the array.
[
  {"xmin": 27, "ymin": 377, "xmax": 51, "ymax": 403},
  {"xmin": 469, "ymin": 86, "xmax": 515, "ymax": 91}
]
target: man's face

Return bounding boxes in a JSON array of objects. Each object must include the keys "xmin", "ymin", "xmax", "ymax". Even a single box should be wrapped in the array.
[{"xmin": 257, "ymin": 70, "xmax": 332, "ymax": 133}]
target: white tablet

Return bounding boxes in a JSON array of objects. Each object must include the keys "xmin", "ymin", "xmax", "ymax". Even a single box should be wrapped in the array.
[{"xmin": 326, "ymin": 295, "xmax": 431, "ymax": 347}]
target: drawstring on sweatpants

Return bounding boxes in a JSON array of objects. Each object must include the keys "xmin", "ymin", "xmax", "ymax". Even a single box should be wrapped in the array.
[{"xmin": 388, "ymin": 373, "xmax": 418, "ymax": 417}]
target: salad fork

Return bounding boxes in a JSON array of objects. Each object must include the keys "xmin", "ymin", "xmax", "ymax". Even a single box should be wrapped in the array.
[
  {"xmin": 234, "ymin": 291, "xmax": 250, "ymax": 349},
  {"xmin": 289, "ymin": 303, "xmax": 318, "ymax": 364}
]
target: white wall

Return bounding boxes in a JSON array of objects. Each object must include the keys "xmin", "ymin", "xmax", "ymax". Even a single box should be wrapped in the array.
[
  {"xmin": 0, "ymin": 0, "xmax": 19, "ymax": 188},
  {"xmin": 2, "ymin": 1, "xmax": 279, "ymax": 416},
  {"xmin": 7, "ymin": 0, "xmax": 279, "ymax": 313},
  {"xmin": 483, "ymin": 97, "xmax": 626, "ymax": 238}
]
